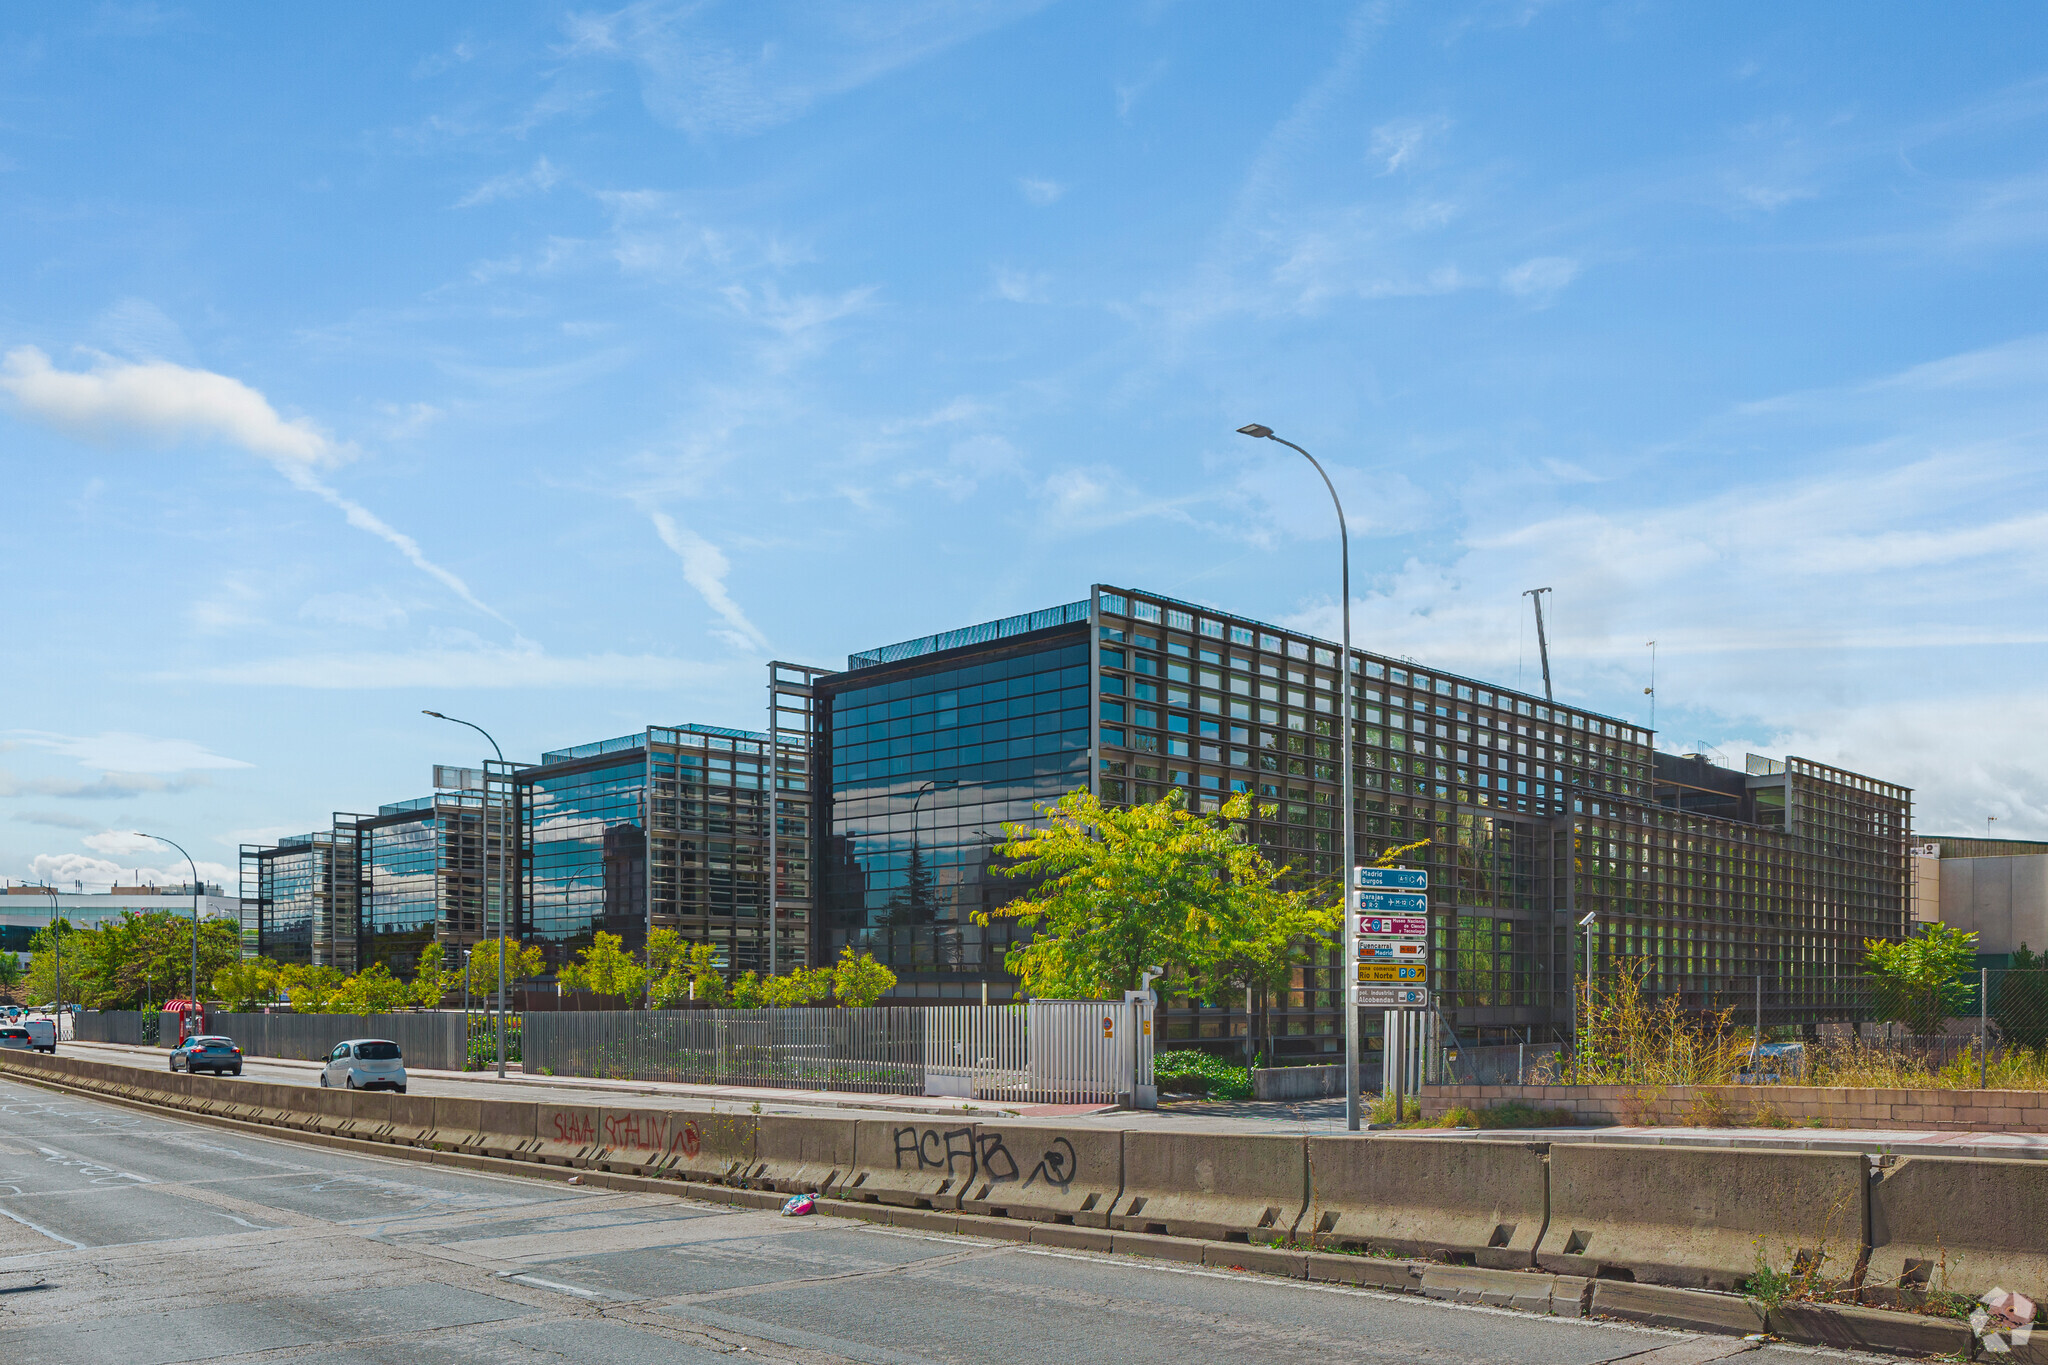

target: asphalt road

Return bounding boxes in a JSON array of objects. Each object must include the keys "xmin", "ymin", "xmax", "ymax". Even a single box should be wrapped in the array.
[{"xmin": 0, "ymin": 1071, "xmax": 1888, "ymax": 1365}]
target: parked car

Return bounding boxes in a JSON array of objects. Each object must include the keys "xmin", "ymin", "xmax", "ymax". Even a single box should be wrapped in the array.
[
  {"xmin": 169, "ymin": 1035, "xmax": 243, "ymax": 1076},
  {"xmin": 319, "ymin": 1038, "xmax": 406, "ymax": 1093},
  {"xmin": 21, "ymin": 1019, "xmax": 54, "ymax": 1052},
  {"xmin": 0, "ymin": 1025, "xmax": 33, "ymax": 1051}
]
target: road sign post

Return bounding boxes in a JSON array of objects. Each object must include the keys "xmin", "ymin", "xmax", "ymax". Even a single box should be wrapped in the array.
[{"xmin": 1354, "ymin": 866, "xmax": 1430, "ymax": 1118}]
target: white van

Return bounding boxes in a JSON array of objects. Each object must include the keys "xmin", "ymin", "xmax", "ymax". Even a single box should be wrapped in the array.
[{"xmin": 21, "ymin": 1019, "xmax": 55, "ymax": 1052}]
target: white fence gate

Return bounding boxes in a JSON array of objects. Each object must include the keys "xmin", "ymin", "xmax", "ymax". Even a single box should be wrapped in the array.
[{"xmin": 920, "ymin": 997, "xmax": 1155, "ymax": 1106}]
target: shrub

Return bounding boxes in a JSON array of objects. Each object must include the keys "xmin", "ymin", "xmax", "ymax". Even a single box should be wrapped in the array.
[{"xmin": 1154, "ymin": 1050, "xmax": 1252, "ymax": 1101}]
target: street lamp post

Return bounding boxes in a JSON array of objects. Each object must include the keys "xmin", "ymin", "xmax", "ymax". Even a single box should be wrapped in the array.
[
  {"xmin": 424, "ymin": 711, "xmax": 511, "ymax": 1078},
  {"xmin": 135, "ymin": 833, "xmax": 202, "ymax": 1026},
  {"xmin": 1236, "ymin": 424, "xmax": 1360, "ymax": 1132},
  {"xmin": 25, "ymin": 882, "xmax": 61, "ymax": 1040},
  {"xmin": 1578, "ymin": 911, "xmax": 1598, "ymax": 1072}
]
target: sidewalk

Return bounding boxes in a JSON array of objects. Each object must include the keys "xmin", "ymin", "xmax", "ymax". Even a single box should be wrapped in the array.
[{"xmin": 61, "ymin": 1041, "xmax": 1115, "ymax": 1120}]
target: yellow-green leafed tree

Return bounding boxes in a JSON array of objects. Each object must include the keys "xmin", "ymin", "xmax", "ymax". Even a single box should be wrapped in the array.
[
  {"xmin": 331, "ymin": 962, "xmax": 411, "ymax": 1014},
  {"xmin": 978, "ymin": 787, "xmax": 1340, "ymax": 1002},
  {"xmin": 409, "ymin": 941, "xmax": 455, "ymax": 1008},
  {"xmin": 213, "ymin": 958, "xmax": 278, "ymax": 1012},
  {"xmin": 759, "ymin": 966, "xmax": 834, "ymax": 1008},
  {"xmin": 277, "ymin": 964, "xmax": 348, "ymax": 1014},
  {"xmin": 830, "ymin": 947, "xmax": 897, "ymax": 1007},
  {"xmin": 462, "ymin": 941, "xmax": 548, "ymax": 1000},
  {"xmin": 557, "ymin": 932, "xmax": 649, "ymax": 1005}
]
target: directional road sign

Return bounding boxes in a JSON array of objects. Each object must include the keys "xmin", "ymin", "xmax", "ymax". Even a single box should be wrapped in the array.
[
  {"xmin": 1356, "ymin": 939, "xmax": 1426, "ymax": 962},
  {"xmin": 1357, "ymin": 915, "xmax": 1429, "ymax": 937},
  {"xmin": 1355, "ymin": 867, "xmax": 1426, "ymax": 890},
  {"xmin": 1357, "ymin": 963, "xmax": 1429, "ymax": 984},
  {"xmin": 1356, "ymin": 986, "xmax": 1430, "ymax": 1009},
  {"xmin": 1354, "ymin": 889, "xmax": 1428, "ymax": 916}
]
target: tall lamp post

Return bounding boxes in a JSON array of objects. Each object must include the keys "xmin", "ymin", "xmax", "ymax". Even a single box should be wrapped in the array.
[
  {"xmin": 135, "ymin": 833, "xmax": 202, "ymax": 1025},
  {"xmin": 424, "ymin": 711, "xmax": 511, "ymax": 1078},
  {"xmin": 1236, "ymin": 423, "xmax": 1360, "ymax": 1132},
  {"xmin": 25, "ymin": 882, "xmax": 61, "ymax": 1040}
]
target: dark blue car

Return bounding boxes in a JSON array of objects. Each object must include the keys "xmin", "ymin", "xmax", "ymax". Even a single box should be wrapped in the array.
[{"xmin": 169, "ymin": 1035, "xmax": 243, "ymax": 1076}]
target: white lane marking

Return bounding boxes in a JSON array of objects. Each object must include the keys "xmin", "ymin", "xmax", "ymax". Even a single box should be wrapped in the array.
[
  {"xmin": 209, "ymin": 1212, "xmax": 272, "ymax": 1230},
  {"xmin": 0, "ymin": 1202, "xmax": 86, "ymax": 1250},
  {"xmin": 499, "ymin": 1271, "xmax": 609, "ymax": 1299}
]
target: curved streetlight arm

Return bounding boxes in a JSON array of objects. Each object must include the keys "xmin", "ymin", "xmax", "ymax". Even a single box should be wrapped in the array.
[
  {"xmin": 136, "ymin": 832, "xmax": 202, "ymax": 1016},
  {"xmin": 1236, "ymin": 422, "xmax": 1358, "ymax": 1131},
  {"xmin": 423, "ymin": 710, "xmax": 509, "ymax": 1077}
]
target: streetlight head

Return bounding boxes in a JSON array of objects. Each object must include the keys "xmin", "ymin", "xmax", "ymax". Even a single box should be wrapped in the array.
[
  {"xmin": 1236, "ymin": 423, "xmax": 1274, "ymax": 439},
  {"xmin": 1579, "ymin": 911, "xmax": 1597, "ymax": 927},
  {"xmin": 422, "ymin": 709, "xmax": 446, "ymax": 719}
]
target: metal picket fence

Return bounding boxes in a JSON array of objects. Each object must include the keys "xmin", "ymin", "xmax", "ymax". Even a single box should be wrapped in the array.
[{"xmin": 522, "ymin": 1000, "xmax": 1150, "ymax": 1103}]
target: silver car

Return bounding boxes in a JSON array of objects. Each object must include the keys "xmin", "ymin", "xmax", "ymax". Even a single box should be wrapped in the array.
[{"xmin": 318, "ymin": 1038, "xmax": 407, "ymax": 1093}]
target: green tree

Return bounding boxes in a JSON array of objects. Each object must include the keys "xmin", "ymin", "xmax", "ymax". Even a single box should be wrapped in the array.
[
  {"xmin": 213, "ymin": 958, "xmax": 278, "ymax": 1012},
  {"xmin": 728, "ymin": 971, "xmax": 765, "ymax": 1009},
  {"xmin": 409, "ymin": 942, "xmax": 455, "ymax": 1008},
  {"xmin": 1864, "ymin": 922, "xmax": 1979, "ymax": 1036},
  {"xmin": 331, "ymin": 962, "xmax": 411, "ymax": 1013},
  {"xmin": 279, "ymin": 964, "xmax": 348, "ymax": 1013},
  {"xmin": 830, "ymin": 947, "xmax": 897, "ymax": 1007},
  {"xmin": 463, "ymin": 941, "xmax": 548, "ymax": 1000},
  {"xmin": 978, "ymin": 788, "xmax": 1339, "ymax": 1001},
  {"xmin": 26, "ymin": 911, "xmax": 238, "ymax": 1009},
  {"xmin": 1993, "ymin": 944, "xmax": 2048, "ymax": 1052},
  {"xmin": 648, "ymin": 938, "xmax": 729, "ymax": 1008},
  {"xmin": 759, "ymin": 966, "xmax": 834, "ymax": 1008},
  {"xmin": 557, "ymin": 932, "xmax": 649, "ymax": 1005},
  {"xmin": 0, "ymin": 953, "xmax": 21, "ymax": 993}
]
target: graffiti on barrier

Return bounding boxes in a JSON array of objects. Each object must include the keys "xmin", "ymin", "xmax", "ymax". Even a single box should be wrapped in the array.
[{"xmin": 889, "ymin": 1125, "xmax": 1082, "ymax": 1191}]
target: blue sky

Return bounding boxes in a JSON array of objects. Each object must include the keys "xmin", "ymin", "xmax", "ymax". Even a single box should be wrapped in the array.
[{"xmin": 5, "ymin": 1, "xmax": 2048, "ymax": 890}]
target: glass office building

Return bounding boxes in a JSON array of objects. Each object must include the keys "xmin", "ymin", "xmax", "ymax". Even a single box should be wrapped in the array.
[
  {"xmin": 341, "ymin": 791, "xmax": 498, "ymax": 978},
  {"xmin": 240, "ymin": 833, "xmax": 343, "ymax": 967},
  {"xmin": 815, "ymin": 604, "xmax": 1092, "ymax": 999},
  {"xmin": 513, "ymin": 722, "xmax": 806, "ymax": 973},
  {"xmin": 814, "ymin": 585, "xmax": 1912, "ymax": 1050}
]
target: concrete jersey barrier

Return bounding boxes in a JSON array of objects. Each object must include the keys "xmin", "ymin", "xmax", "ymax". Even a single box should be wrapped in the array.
[
  {"xmin": 1305, "ymin": 1136, "xmax": 1549, "ymax": 1268},
  {"xmin": 744, "ymin": 1115, "xmax": 857, "ymax": 1194},
  {"xmin": 958, "ymin": 1122, "xmax": 1122, "ymax": 1227},
  {"xmin": 1110, "ymin": 1131, "xmax": 1306, "ymax": 1243},
  {"xmin": 1540, "ymin": 1143, "xmax": 1866, "ymax": 1293},
  {"xmin": 1868, "ymin": 1155, "xmax": 2048, "ymax": 1301}
]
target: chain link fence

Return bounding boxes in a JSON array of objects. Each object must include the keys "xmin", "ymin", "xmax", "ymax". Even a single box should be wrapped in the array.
[{"xmin": 1427, "ymin": 963, "xmax": 2048, "ymax": 1091}]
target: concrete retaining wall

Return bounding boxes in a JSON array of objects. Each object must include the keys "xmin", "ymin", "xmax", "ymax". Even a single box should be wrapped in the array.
[
  {"xmin": 1424, "ymin": 1081, "xmax": 2048, "ymax": 1133},
  {"xmin": 1251, "ymin": 1063, "xmax": 1375, "ymax": 1102},
  {"xmin": 4, "ymin": 1048, "xmax": 2043, "ymax": 1305}
]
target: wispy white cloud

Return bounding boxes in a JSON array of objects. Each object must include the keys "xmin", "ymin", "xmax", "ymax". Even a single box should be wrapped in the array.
[
  {"xmin": 28, "ymin": 852, "xmax": 235, "ymax": 892},
  {"xmin": 0, "ymin": 769, "xmax": 210, "ymax": 801},
  {"xmin": 1018, "ymin": 177, "xmax": 1065, "ymax": 206},
  {"xmin": 1369, "ymin": 115, "xmax": 1450, "ymax": 174},
  {"xmin": 1500, "ymin": 255, "xmax": 1579, "ymax": 302},
  {"xmin": 570, "ymin": 1, "xmax": 1052, "ymax": 137},
  {"xmin": 0, "ymin": 346, "xmax": 507, "ymax": 624},
  {"xmin": 649, "ymin": 511, "xmax": 769, "ymax": 650},
  {"xmin": 990, "ymin": 266, "xmax": 1049, "ymax": 302},
  {"xmin": 456, "ymin": 155, "xmax": 564, "ymax": 208},
  {"xmin": 162, "ymin": 642, "xmax": 719, "ymax": 689},
  {"xmin": 6, "ymin": 730, "xmax": 251, "ymax": 774}
]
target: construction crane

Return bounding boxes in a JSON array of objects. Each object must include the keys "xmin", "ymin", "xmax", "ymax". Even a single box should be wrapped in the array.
[{"xmin": 1522, "ymin": 587, "xmax": 1554, "ymax": 702}]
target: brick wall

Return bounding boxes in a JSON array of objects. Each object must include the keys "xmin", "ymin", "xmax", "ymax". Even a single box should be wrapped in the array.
[{"xmin": 1421, "ymin": 1082, "xmax": 2048, "ymax": 1132}]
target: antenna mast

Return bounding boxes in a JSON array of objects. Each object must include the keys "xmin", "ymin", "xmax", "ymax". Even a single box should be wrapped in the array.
[{"xmin": 1522, "ymin": 587, "xmax": 1554, "ymax": 702}]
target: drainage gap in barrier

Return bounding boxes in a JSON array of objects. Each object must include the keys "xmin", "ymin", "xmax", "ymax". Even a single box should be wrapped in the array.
[
  {"xmin": 1144, "ymin": 1223, "xmax": 1168, "ymax": 1236},
  {"xmin": 1124, "ymin": 1197, "xmax": 1146, "ymax": 1216},
  {"xmin": 1079, "ymin": 1194, "xmax": 1099, "ymax": 1213},
  {"xmin": 1562, "ymin": 1230, "xmax": 1591, "ymax": 1256},
  {"xmin": 1488, "ymin": 1223, "xmax": 1515, "ymax": 1248},
  {"xmin": 1595, "ymin": 1266, "xmax": 1635, "ymax": 1282},
  {"xmin": 1316, "ymin": 1212, "xmax": 1339, "ymax": 1235},
  {"xmin": 1441, "ymin": 1251, "xmax": 1476, "ymax": 1267}
]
